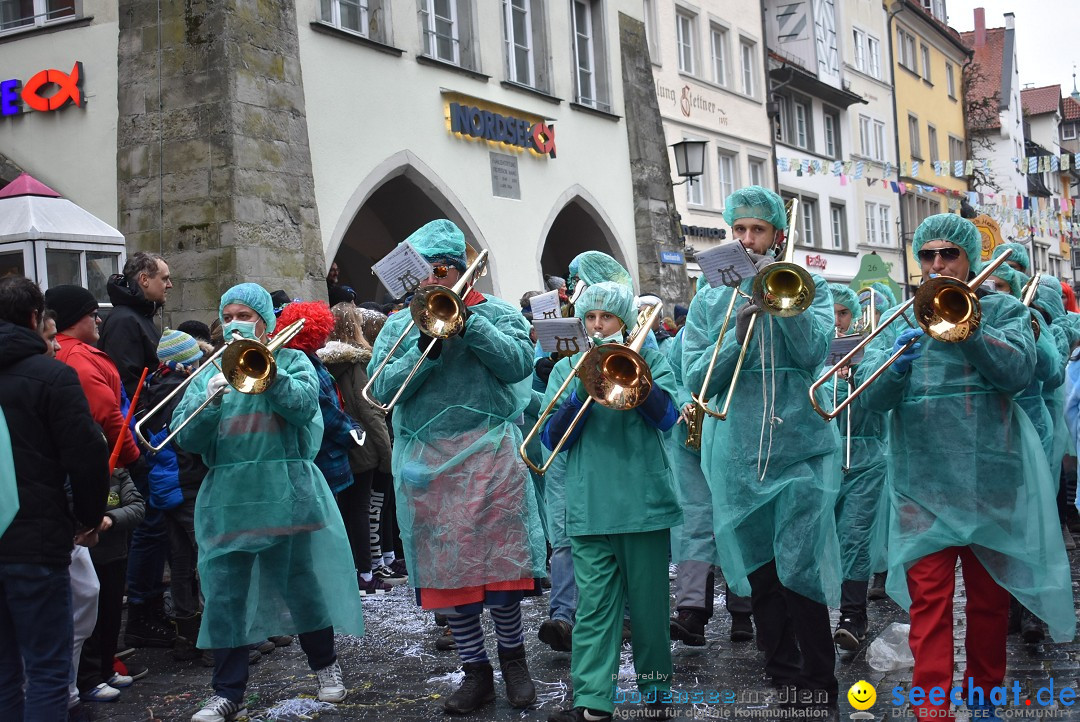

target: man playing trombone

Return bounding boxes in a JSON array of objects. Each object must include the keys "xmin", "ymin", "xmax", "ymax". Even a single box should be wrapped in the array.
[
  {"xmin": 682, "ymin": 186, "xmax": 841, "ymax": 711},
  {"xmin": 171, "ymin": 284, "xmax": 364, "ymax": 722},
  {"xmin": 855, "ymin": 214, "xmax": 1074, "ymax": 720},
  {"xmin": 367, "ymin": 220, "xmax": 545, "ymax": 715}
]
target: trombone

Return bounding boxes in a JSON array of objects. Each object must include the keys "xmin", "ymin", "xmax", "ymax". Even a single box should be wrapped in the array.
[
  {"xmin": 690, "ymin": 198, "xmax": 814, "ymax": 425},
  {"xmin": 519, "ymin": 303, "xmax": 663, "ymax": 475},
  {"xmin": 134, "ymin": 319, "xmax": 307, "ymax": 453},
  {"xmin": 362, "ymin": 246, "xmax": 489, "ymax": 412},
  {"xmin": 1020, "ymin": 272, "xmax": 1042, "ymax": 340},
  {"xmin": 808, "ymin": 249, "xmax": 1015, "ymax": 421}
]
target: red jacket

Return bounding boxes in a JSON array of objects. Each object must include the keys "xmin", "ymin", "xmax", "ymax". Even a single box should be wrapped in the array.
[{"xmin": 55, "ymin": 334, "xmax": 140, "ymax": 468}]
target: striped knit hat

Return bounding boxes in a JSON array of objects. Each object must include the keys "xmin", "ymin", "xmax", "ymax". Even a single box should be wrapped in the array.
[{"xmin": 157, "ymin": 329, "xmax": 203, "ymax": 368}]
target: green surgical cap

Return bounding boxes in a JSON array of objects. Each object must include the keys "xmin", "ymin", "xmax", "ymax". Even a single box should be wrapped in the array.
[
  {"xmin": 990, "ymin": 263, "xmax": 1023, "ymax": 299},
  {"xmin": 219, "ymin": 283, "xmax": 276, "ymax": 333},
  {"xmin": 574, "ymin": 281, "xmax": 638, "ymax": 331},
  {"xmin": 829, "ymin": 283, "xmax": 860, "ymax": 318},
  {"xmin": 912, "ymin": 214, "xmax": 982, "ymax": 272},
  {"xmin": 868, "ymin": 282, "xmax": 897, "ymax": 311},
  {"xmin": 722, "ymin": 185, "xmax": 787, "ymax": 231},
  {"xmin": 568, "ymin": 251, "xmax": 633, "ymax": 289},
  {"xmin": 404, "ymin": 219, "xmax": 467, "ymax": 269},
  {"xmin": 992, "ymin": 242, "xmax": 1031, "ymax": 273}
]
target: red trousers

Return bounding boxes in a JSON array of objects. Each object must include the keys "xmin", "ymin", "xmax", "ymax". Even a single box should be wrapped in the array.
[{"xmin": 906, "ymin": 546, "xmax": 1009, "ymax": 719}]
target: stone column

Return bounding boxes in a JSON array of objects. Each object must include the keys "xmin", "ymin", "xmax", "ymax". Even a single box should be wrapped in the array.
[
  {"xmin": 116, "ymin": 0, "xmax": 326, "ymax": 325},
  {"xmin": 618, "ymin": 12, "xmax": 691, "ymax": 311}
]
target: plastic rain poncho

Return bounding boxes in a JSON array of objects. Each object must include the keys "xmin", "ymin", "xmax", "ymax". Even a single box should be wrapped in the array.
[
  {"xmin": 0, "ymin": 408, "xmax": 16, "ymax": 537},
  {"xmin": 822, "ymin": 341, "xmax": 889, "ymax": 582},
  {"xmin": 367, "ymin": 295, "xmax": 546, "ymax": 591},
  {"xmin": 542, "ymin": 347, "xmax": 682, "ymax": 536},
  {"xmin": 856, "ymin": 294, "xmax": 1074, "ymax": 641},
  {"xmin": 172, "ymin": 348, "xmax": 364, "ymax": 649},
  {"xmin": 665, "ymin": 328, "xmax": 718, "ymax": 566},
  {"xmin": 1034, "ymin": 277, "xmax": 1072, "ymax": 480},
  {"xmin": 682, "ymin": 273, "xmax": 842, "ymax": 604}
]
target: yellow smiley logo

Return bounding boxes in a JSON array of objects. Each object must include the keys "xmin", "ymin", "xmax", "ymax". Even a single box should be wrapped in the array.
[{"xmin": 847, "ymin": 680, "xmax": 876, "ymax": 710}]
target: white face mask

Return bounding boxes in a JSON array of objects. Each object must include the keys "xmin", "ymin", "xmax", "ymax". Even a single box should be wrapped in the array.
[
  {"xmin": 594, "ymin": 331, "xmax": 623, "ymax": 346},
  {"xmin": 223, "ymin": 319, "xmax": 258, "ymax": 340}
]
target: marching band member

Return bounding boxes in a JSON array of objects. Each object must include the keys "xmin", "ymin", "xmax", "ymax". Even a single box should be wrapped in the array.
[
  {"xmin": 367, "ymin": 220, "xmax": 545, "ymax": 714},
  {"xmin": 682, "ymin": 186, "xmax": 842, "ymax": 710},
  {"xmin": 857, "ymin": 214, "xmax": 1074, "ymax": 720},
  {"xmin": 173, "ymin": 284, "xmax": 363, "ymax": 722},
  {"xmin": 541, "ymin": 282, "xmax": 681, "ymax": 722}
]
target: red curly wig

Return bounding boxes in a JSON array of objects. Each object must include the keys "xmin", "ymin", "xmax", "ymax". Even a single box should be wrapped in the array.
[
  {"xmin": 275, "ymin": 301, "xmax": 336, "ymax": 352},
  {"xmin": 1062, "ymin": 281, "xmax": 1079, "ymax": 314}
]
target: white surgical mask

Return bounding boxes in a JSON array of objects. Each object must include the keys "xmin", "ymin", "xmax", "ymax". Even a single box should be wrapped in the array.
[
  {"xmin": 594, "ymin": 331, "xmax": 624, "ymax": 346},
  {"xmin": 224, "ymin": 319, "xmax": 258, "ymax": 340}
]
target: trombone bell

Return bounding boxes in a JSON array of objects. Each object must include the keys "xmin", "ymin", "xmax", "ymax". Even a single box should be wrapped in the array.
[
  {"xmin": 411, "ymin": 286, "xmax": 467, "ymax": 338},
  {"xmin": 914, "ymin": 278, "xmax": 980, "ymax": 342},
  {"xmin": 579, "ymin": 345, "xmax": 654, "ymax": 410},
  {"xmin": 753, "ymin": 263, "xmax": 815, "ymax": 317}
]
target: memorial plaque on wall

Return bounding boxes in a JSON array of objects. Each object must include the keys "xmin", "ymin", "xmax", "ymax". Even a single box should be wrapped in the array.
[{"xmin": 490, "ymin": 152, "xmax": 521, "ymax": 200}]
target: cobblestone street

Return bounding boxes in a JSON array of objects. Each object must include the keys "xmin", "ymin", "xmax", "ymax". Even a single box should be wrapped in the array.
[{"xmin": 94, "ymin": 550, "xmax": 1080, "ymax": 722}]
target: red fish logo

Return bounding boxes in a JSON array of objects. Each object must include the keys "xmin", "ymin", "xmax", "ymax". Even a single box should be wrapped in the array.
[{"xmin": 1, "ymin": 62, "xmax": 85, "ymax": 116}]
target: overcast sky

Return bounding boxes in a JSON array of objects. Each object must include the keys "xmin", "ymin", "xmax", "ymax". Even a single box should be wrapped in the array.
[{"xmin": 946, "ymin": 0, "xmax": 1079, "ymax": 96}]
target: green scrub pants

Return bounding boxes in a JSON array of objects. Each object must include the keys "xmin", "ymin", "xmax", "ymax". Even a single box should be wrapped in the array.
[{"xmin": 570, "ymin": 529, "xmax": 673, "ymax": 713}]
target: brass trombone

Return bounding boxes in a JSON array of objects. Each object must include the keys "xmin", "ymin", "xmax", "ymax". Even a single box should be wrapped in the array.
[
  {"xmin": 519, "ymin": 303, "xmax": 663, "ymax": 475},
  {"xmin": 808, "ymin": 249, "xmax": 1015, "ymax": 421},
  {"xmin": 362, "ymin": 246, "xmax": 489, "ymax": 412},
  {"xmin": 1020, "ymin": 272, "xmax": 1042, "ymax": 340},
  {"xmin": 690, "ymin": 198, "xmax": 815, "ymax": 424},
  {"xmin": 134, "ymin": 319, "xmax": 307, "ymax": 453}
]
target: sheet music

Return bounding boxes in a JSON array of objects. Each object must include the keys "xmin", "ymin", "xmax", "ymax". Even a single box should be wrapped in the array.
[
  {"xmin": 372, "ymin": 242, "xmax": 432, "ymax": 298},
  {"xmin": 534, "ymin": 318, "xmax": 593, "ymax": 355},
  {"xmin": 529, "ymin": 289, "xmax": 561, "ymax": 320},
  {"xmin": 696, "ymin": 243, "xmax": 759, "ymax": 289},
  {"xmin": 826, "ymin": 335, "xmax": 865, "ymax": 368}
]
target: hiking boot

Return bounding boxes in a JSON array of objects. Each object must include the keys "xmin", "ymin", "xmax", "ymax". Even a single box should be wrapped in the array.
[
  {"xmin": 498, "ymin": 644, "xmax": 536, "ymax": 708},
  {"xmin": 173, "ymin": 615, "xmax": 202, "ymax": 662},
  {"xmin": 548, "ymin": 707, "xmax": 612, "ymax": 722},
  {"xmin": 538, "ymin": 618, "xmax": 573, "ymax": 652},
  {"xmin": 670, "ymin": 609, "xmax": 707, "ymax": 646},
  {"xmin": 123, "ymin": 603, "xmax": 175, "ymax": 648},
  {"xmin": 867, "ymin": 572, "xmax": 888, "ymax": 601},
  {"xmin": 191, "ymin": 694, "xmax": 246, "ymax": 722},
  {"xmin": 315, "ymin": 660, "xmax": 347, "ymax": 702},
  {"xmin": 435, "ymin": 626, "xmax": 456, "ymax": 651},
  {"xmin": 833, "ymin": 616, "xmax": 867, "ymax": 651},
  {"xmin": 730, "ymin": 613, "xmax": 754, "ymax": 642},
  {"xmin": 443, "ymin": 661, "xmax": 495, "ymax": 714}
]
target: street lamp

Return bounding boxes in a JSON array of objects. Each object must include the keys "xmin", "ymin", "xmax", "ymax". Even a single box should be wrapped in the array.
[{"xmin": 670, "ymin": 140, "xmax": 707, "ymax": 185}]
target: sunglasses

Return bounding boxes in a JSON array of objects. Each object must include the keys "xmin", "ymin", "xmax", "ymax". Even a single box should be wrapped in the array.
[
  {"xmin": 917, "ymin": 247, "xmax": 963, "ymax": 263},
  {"xmin": 430, "ymin": 264, "xmax": 451, "ymax": 279}
]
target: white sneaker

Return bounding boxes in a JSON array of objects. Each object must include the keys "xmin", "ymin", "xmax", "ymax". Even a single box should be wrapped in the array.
[
  {"xmin": 191, "ymin": 694, "xmax": 247, "ymax": 722},
  {"xmin": 81, "ymin": 683, "xmax": 120, "ymax": 702},
  {"xmin": 107, "ymin": 672, "xmax": 133, "ymax": 688},
  {"xmin": 315, "ymin": 660, "xmax": 347, "ymax": 702},
  {"xmin": 668, "ymin": 563, "xmax": 678, "ymax": 580}
]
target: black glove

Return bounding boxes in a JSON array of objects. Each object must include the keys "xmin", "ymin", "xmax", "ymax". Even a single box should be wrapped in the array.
[
  {"xmin": 747, "ymin": 251, "xmax": 773, "ymax": 273},
  {"xmin": 417, "ymin": 332, "xmax": 443, "ymax": 360},
  {"xmin": 535, "ymin": 356, "xmax": 556, "ymax": 385},
  {"xmin": 735, "ymin": 303, "xmax": 760, "ymax": 346}
]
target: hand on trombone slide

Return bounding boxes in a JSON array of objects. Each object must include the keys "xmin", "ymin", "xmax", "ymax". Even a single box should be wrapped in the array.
[
  {"xmin": 677, "ymin": 402, "xmax": 695, "ymax": 426},
  {"xmin": 735, "ymin": 302, "xmax": 760, "ymax": 345}
]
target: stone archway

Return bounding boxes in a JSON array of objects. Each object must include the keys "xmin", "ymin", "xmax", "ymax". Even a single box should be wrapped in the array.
[{"xmin": 536, "ymin": 185, "xmax": 631, "ymax": 290}]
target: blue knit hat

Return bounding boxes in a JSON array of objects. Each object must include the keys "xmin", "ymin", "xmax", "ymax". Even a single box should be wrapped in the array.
[
  {"xmin": 219, "ymin": 283, "xmax": 276, "ymax": 333},
  {"xmin": 157, "ymin": 329, "xmax": 203, "ymax": 368}
]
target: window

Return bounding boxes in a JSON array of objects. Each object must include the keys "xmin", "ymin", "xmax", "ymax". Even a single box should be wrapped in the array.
[
  {"xmin": 830, "ymin": 205, "xmax": 846, "ymax": 250},
  {"xmin": 676, "ymin": 10, "xmax": 696, "ymax": 74},
  {"xmin": 948, "ymin": 135, "xmax": 964, "ymax": 166},
  {"xmin": 927, "ymin": 125, "xmax": 939, "ymax": 164},
  {"xmin": 642, "ymin": 0, "xmax": 658, "ymax": 60},
  {"xmin": 421, "ymin": 0, "xmax": 475, "ymax": 67},
  {"xmin": 864, "ymin": 202, "xmax": 880, "ymax": 246},
  {"xmin": 946, "ymin": 62, "xmax": 956, "ymax": 99},
  {"xmin": 877, "ymin": 205, "xmax": 891, "ymax": 247},
  {"xmin": 920, "ymin": 44, "xmax": 931, "ymax": 81},
  {"xmin": 908, "ymin": 114, "xmax": 921, "ymax": 159},
  {"xmin": 853, "ymin": 28, "xmax": 866, "ymax": 72},
  {"xmin": 794, "ymin": 100, "xmax": 810, "ymax": 149},
  {"xmin": 710, "ymin": 24, "xmax": 728, "ymax": 86},
  {"xmin": 864, "ymin": 203, "xmax": 893, "ymax": 247},
  {"xmin": 860, "ymin": 115, "xmax": 886, "ymax": 161},
  {"xmin": 503, "ymin": 0, "xmax": 533, "ymax": 85},
  {"xmin": 776, "ymin": 95, "xmax": 789, "ymax": 142},
  {"xmin": 867, "ymin": 36, "xmax": 881, "ymax": 78},
  {"xmin": 748, "ymin": 158, "xmax": 766, "ymax": 186},
  {"xmin": 897, "ymin": 27, "xmax": 916, "ymax": 71},
  {"xmin": 43, "ymin": 246, "xmax": 121, "ymax": 303},
  {"xmin": 1065, "ymin": 123, "xmax": 1078, "ymax": 141},
  {"xmin": 687, "ymin": 175, "xmax": 705, "ymax": 206},
  {"xmin": 873, "ymin": 120, "xmax": 885, "ymax": 162},
  {"xmin": 571, "ymin": 0, "xmax": 610, "ymax": 111},
  {"xmin": 823, "ymin": 109, "xmax": 840, "ymax": 159},
  {"xmin": 0, "ymin": 0, "xmax": 75, "ymax": 31},
  {"xmin": 321, "ymin": 0, "xmax": 367, "ymax": 36},
  {"xmin": 717, "ymin": 150, "xmax": 737, "ymax": 201},
  {"xmin": 921, "ymin": 0, "xmax": 945, "ymax": 22},
  {"xmin": 740, "ymin": 40, "xmax": 756, "ymax": 96},
  {"xmin": 799, "ymin": 199, "xmax": 818, "ymax": 247},
  {"xmin": 902, "ymin": 194, "xmax": 941, "ymax": 233}
]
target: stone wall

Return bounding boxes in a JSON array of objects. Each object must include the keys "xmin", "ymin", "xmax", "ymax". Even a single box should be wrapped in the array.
[
  {"xmin": 618, "ymin": 12, "xmax": 692, "ymax": 311},
  {"xmin": 116, "ymin": 0, "xmax": 326, "ymax": 325}
]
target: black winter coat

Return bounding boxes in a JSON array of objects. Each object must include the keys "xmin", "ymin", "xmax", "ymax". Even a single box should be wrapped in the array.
[
  {"xmin": 0, "ymin": 321, "xmax": 110, "ymax": 565},
  {"xmin": 98, "ymin": 274, "xmax": 162, "ymax": 398}
]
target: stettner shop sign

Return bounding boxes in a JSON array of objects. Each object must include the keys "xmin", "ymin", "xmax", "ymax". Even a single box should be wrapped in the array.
[{"xmin": 444, "ymin": 92, "xmax": 556, "ymax": 159}]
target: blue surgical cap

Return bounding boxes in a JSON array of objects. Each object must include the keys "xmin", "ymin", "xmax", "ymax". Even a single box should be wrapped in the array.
[
  {"xmin": 829, "ymin": 283, "xmax": 860, "ymax": 318},
  {"xmin": 912, "ymin": 214, "xmax": 982, "ymax": 273},
  {"xmin": 219, "ymin": 283, "xmax": 276, "ymax": 333},
  {"xmin": 575, "ymin": 281, "xmax": 638, "ymax": 331},
  {"xmin": 867, "ymin": 282, "xmax": 897, "ymax": 311},
  {"xmin": 990, "ymin": 263, "xmax": 1023, "ymax": 299},
  {"xmin": 723, "ymin": 185, "xmax": 788, "ymax": 231},
  {"xmin": 568, "ymin": 251, "xmax": 633, "ymax": 290},
  {"xmin": 404, "ymin": 219, "xmax": 468, "ymax": 271},
  {"xmin": 992, "ymin": 242, "xmax": 1031, "ymax": 274}
]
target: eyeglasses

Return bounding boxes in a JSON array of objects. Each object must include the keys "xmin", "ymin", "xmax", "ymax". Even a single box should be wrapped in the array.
[
  {"xmin": 917, "ymin": 247, "xmax": 963, "ymax": 263},
  {"xmin": 430, "ymin": 264, "xmax": 450, "ymax": 279}
]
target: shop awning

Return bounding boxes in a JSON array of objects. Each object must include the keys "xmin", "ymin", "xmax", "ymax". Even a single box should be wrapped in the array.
[{"xmin": 0, "ymin": 173, "xmax": 124, "ymax": 244}]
